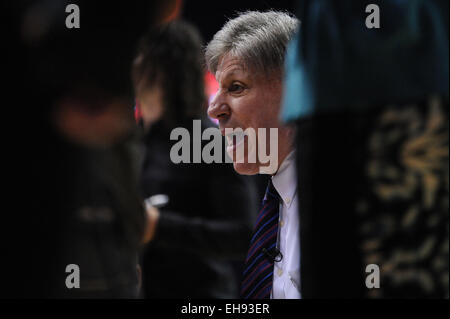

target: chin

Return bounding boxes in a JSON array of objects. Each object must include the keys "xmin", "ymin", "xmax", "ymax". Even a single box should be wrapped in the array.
[{"xmin": 233, "ymin": 162, "xmax": 260, "ymax": 175}]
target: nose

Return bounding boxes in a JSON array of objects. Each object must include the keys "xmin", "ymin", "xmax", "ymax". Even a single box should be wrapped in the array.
[{"xmin": 207, "ymin": 91, "xmax": 230, "ymax": 120}]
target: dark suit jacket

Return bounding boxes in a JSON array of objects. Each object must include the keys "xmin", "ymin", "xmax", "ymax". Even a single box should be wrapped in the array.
[{"xmin": 140, "ymin": 118, "xmax": 258, "ymax": 298}]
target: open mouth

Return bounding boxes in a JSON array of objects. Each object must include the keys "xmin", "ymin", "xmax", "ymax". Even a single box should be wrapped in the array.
[
  {"xmin": 225, "ymin": 129, "xmax": 255, "ymax": 163},
  {"xmin": 225, "ymin": 129, "xmax": 246, "ymax": 152}
]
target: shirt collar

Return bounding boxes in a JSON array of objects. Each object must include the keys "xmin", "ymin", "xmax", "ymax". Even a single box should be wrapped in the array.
[{"xmin": 271, "ymin": 150, "xmax": 297, "ymax": 208}]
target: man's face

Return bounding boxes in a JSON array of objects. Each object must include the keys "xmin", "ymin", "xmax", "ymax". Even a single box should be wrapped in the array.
[{"xmin": 207, "ymin": 54, "xmax": 293, "ymax": 175}]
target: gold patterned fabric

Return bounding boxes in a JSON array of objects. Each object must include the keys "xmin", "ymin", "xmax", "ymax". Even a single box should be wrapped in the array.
[
  {"xmin": 356, "ymin": 96, "xmax": 449, "ymax": 298},
  {"xmin": 295, "ymin": 95, "xmax": 448, "ymax": 298}
]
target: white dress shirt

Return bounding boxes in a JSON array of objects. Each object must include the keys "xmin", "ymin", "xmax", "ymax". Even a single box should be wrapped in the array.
[{"xmin": 271, "ymin": 151, "xmax": 301, "ymax": 299}]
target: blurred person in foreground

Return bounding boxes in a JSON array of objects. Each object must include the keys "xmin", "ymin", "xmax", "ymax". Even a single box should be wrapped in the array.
[
  {"xmin": 2, "ymin": 0, "xmax": 181, "ymax": 298},
  {"xmin": 206, "ymin": 11, "xmax": 300, "ymax": 299},
  {"xmin": 282, "ymin": 0, "xmax": 449, "ymax": 298},
  {"xmin": 132, "ymin": 20, "xmax": 257, "ymax": 298}
]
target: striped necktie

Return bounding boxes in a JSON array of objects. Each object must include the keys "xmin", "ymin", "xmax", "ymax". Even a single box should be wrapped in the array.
[{"xmin": 241, "ymin": 179, "xmax": 280, "ymax": 299}]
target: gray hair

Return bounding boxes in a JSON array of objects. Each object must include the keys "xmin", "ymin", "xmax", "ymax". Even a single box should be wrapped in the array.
[{"xmin": 205, "ymin": 11, "xmax": 299, "ymax": 77}]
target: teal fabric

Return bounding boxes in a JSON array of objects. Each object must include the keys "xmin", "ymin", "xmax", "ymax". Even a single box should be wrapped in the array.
[{"xmin": 282, "ymin": 0, "xmax": 449, "ymax": 122}]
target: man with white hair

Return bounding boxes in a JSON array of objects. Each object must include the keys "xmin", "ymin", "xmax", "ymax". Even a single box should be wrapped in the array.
[{"xmin": 206, "ymin": 11, "xmax": 300, "ymax": 299}]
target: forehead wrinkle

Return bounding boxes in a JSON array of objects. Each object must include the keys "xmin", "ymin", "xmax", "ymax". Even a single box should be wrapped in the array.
[
  {"xmin": 218, "ymin": 68, "xmax": 246, "ymax": 84},
  {"xmin": 215, "ymin": 55, "xmax": 249, "ymax": 82}
]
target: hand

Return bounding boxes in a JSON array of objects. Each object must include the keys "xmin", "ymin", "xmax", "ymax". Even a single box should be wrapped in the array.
[{"xmin": 142, "ymin": 205, "xmax": 160, "ymax": 244}]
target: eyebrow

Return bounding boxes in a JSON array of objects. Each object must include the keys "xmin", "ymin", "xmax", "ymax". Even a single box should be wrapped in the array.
[{"xmin": 216, "ymin": 65, "xmax": 248, "ymax": 84}]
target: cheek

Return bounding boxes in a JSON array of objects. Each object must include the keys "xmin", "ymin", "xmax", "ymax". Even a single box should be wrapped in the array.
[
  {"xmin": 262, "ymin": 93, "xmax": 283, "ymax": 128},
  {"xmin": 250, "ymin": 99, "xmax": 281, "ymax": 130},
  {"xmin": 228, "ymin": 85, "xmax": 282, "ymax": 129},
  {"xmin": 228, "ymin": 96, "xmax": 258, "ymax": 127},
  {"xmin": 230, "ymin": 93, "xmax": 272, "ymax": 128},
  {"xmin": 263, "ymin": 88, "xmax": 282, "ymax": 114}
]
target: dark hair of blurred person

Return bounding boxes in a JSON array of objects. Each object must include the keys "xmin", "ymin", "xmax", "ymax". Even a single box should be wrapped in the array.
[
  {"xmin": 133, "ymin": 20, "xmax": 205, "ymax": 130},
  {"xmin": 3, "ymin": 0, "xmax": 180, "ymax": 298},
  {"xmin": 132, "ymin": 20, "xmax": 258, "ymax": 298}
]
